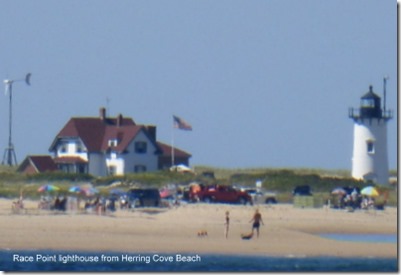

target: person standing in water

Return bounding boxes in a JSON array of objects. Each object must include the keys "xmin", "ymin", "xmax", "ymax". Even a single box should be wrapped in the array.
[{"xmin": 249, "ymin": 209, "xmax": 264, "ymax": 238}]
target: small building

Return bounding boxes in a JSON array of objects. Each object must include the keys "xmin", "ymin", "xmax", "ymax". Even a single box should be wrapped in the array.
[
  {"xmin": 157, "ymin": 142, "xmax": 192, "ymax": 170},
  {"xmin": 17, "ymin": 155, "xmax": 58, "ymax": 175}
]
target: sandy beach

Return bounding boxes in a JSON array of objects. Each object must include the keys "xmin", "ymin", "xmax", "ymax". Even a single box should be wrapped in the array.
[{"xmin": 1, "ymin": 198, "xmax": 397, "ymax": 258}]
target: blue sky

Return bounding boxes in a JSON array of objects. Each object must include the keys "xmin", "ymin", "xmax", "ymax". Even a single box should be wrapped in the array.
[{"xmin": 0, "ymin": 0, "xmax": 397, "ymax": 170}]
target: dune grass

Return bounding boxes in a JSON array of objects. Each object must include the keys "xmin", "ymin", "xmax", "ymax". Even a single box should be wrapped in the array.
[{"xmin": 0, "ymin": 165, "xmax": 397, "ymax": 206}]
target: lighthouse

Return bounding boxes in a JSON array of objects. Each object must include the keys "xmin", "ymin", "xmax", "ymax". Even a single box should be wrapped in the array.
[{"xmin": 348, "ymin": 80, "xmax": 393, "ymax": 185}]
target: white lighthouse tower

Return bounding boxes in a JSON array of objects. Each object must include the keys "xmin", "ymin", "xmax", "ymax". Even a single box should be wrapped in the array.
[{"xmin": 348, "ymin": 81, "xmax": 393, "ymax": 185}]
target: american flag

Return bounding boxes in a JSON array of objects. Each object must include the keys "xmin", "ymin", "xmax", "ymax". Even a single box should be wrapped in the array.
[{"xmin": 173, "ymin": 115, "xmax": 192, "ymax": 130}]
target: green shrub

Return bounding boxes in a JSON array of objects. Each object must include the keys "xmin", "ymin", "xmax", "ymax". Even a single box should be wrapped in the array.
[{"xmin": 26, "ymin": 171, "xmax": 94, "ymax": 182}]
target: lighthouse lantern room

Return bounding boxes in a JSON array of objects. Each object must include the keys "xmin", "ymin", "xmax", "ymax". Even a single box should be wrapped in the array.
[{"xmin": 348, "ymin": 81, "xmax": 392, "ymax": 185}]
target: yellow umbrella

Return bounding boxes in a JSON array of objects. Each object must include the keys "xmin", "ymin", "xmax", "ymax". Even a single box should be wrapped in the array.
[{"xmin": 360, "ymin": 186, "xmax": 379, "ymax": 197}]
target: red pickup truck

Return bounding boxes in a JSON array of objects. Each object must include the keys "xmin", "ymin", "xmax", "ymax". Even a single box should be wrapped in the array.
[{"xmin": 189, "ymin": 184, "xmax": 252, "ymax": 205}]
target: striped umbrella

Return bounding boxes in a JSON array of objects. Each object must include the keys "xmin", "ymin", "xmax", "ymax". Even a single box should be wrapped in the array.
[{"xmin": 38, "ymin": 184, "xmax": 60, "ymax": 192}]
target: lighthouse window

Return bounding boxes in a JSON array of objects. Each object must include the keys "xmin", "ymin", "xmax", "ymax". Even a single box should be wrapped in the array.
[
  {"xmin": 361, "ymin": 99, "xmax": 375, "ymax": 108},
  {"xmin": 366, "ymin": 141, "xmax": 375, "ymax": 154}
]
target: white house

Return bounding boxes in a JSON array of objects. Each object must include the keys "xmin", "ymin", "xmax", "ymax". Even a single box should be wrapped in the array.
[{"xmin": 47, "ymin": 108, "xmax": 190, "ymax": 177}]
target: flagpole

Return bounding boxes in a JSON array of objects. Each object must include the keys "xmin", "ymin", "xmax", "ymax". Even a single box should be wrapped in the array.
[
  {"xmin": 171, "ymin": 121, "xmax": 175, "ymax": 167},
  {"xmin": 171, "ymin": 114, "xmax": 192, "ymax": 168}
]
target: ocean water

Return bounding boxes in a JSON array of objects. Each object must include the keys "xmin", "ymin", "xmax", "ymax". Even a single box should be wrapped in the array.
[
  {"xmin": 319, "ymin": 233, "xmax": 397, "ymax": 244},
  {"xmin": 1, "ymin": 250, "xmax": 398, "ymax": 272}
]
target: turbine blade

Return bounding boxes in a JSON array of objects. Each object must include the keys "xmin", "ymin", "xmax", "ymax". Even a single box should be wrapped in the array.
[
  {"xmin": 25, "ymin": 73, "xmax": 31, "ymax": 85},
  {"xmin": 4, "ymin": 83, "xmax": 11, "ymax": 96}
]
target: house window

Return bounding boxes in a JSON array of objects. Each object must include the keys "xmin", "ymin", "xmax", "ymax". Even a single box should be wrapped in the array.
[
  {"xmin": 77, "ymin": 164, "xmax": 86, "ymax": 174},
  {"xmin": 134, "ymin": 165, "xmax": 147, "ymax": 173},
  {"xmin": 76, "ymin": 145, "xmax": 83, "ymax": 153},
  {"xmin": 367, "ymin": 141, "xmax": 375, "ymax": 154},
  {"xmin": 108, "ymin": 165, "xmax": 117, "ymax": 176},
  {"xmin": 108, "ymin": 139, "xmax": 118, "ymax": 147},
  {"xmin": 60, "ymin": 145, "xmax": 67, "ymax": 153},
  {"xmin": 135, "ymin": 141, "xmax": 147, "ymax": 153},
  {"xmin": 59, "ymin": 164, "xmax": 68, "ymax": 173}
]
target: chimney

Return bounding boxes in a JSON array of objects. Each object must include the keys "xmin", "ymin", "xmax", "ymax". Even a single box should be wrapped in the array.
[
  {"xmin": 117, "ymin": 114, "xmax": 123, "ymax": 127},
  {"xmin": 99, "ymin": 107, "xmax": 106, "ymax": 121},
  {"xmin": 146, "ymin": 125, "xmax": 156, "ymax": 141}
]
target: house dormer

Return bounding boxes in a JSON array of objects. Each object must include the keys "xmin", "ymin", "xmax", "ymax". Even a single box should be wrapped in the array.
[{"xmin": 108, "ymin": 139, "xmax": 119, "ymax": 148}]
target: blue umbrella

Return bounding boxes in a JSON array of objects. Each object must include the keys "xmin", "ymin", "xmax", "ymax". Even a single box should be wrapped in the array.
[{"xmin": 69, "ymin": 186, "xmax": 82, "ymax": 193}]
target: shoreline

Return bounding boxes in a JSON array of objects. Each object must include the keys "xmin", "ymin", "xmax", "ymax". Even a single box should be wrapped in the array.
[{"xmin": 1, "ymin": 199, "xmax": 397, "ymax": 258}]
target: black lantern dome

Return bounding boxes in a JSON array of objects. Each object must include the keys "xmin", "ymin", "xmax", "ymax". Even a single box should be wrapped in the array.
[
  {"xmin": 360, "ymin": 85, "xmax": 382, "ymax": 118},
  {"xmin": 349, "ymin": 85, "xmax": 392, "ymax": 122}
]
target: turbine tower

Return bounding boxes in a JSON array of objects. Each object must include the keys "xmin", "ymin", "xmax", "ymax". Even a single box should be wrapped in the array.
[{"xmin": 2, "ymin": 73, "xmax": 31, "ymax": 166}]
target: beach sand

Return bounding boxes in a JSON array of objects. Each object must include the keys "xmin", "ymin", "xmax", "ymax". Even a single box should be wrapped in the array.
[{"xmin": 1, "ymin": 198, "xmax": 397, "ymax": 258}]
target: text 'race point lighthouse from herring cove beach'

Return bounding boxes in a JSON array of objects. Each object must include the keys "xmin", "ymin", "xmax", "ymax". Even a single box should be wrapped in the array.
[{"xmin": 348, "ymin": 79, "xmax": 393, "ymax": 185}]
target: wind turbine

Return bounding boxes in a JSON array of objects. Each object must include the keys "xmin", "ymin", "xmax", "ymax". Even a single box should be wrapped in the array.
[{"xmin": 2, "ymin": 73, "xmax": 31, "ymax": 166}]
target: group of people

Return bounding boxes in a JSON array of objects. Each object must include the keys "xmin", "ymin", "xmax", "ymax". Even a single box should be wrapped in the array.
[
  {"xmin": 84, "ymin": 196, "xmax": 123, "ymax": 214},
  {"xmin": 35, "ymin": 194, "xmax": 120, "ymax": 215},
  {"xmin": 334, "ymin": 192, "xmax": 379, "ymax": 210},
  {"xmin": 38, "ymin": 195, "xmax": 68, "ymax": 211},
  {"xmin": 360, "ymin": 196, "xmax": 376, "ymax": 209},
  {"xmin": 224, "ymin": 209, "xmax": 264, "ymax": 239}
]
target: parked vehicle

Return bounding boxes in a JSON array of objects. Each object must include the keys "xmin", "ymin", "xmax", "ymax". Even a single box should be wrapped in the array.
[
  {"xmin": 292, "ymin": 185, "xmax": 312, "ymax": 196},
  {"xmin": 189, "ymin": 184, "xmax": 252, "ymax": 205},
  {"xmin": 126, "ymin": 188, "xmax": 161, "ymax": 208},
  {"xmin": 241, "ymin": 188, "xmax": 277, "ymax": 204},
  {"xmin": 169, "ymin": 164, "xmax": 195, "ymax": 174}
]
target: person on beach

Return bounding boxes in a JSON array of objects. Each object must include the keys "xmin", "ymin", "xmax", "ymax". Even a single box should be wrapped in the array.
[
  {"xmin": 224, "ymin": 211, "xmax": 230, "ymax": 238},
  {"xmin": 12, "ymin": 190, "xmax": 24, "ymax": 211},
  {"xmin": 249, "ymin": 209, "xmax": 264, "ymax": 238}
]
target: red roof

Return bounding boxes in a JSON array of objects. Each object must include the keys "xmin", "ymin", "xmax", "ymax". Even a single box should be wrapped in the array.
[
  {"xmin": 49, "ymin": 111, "xmax": 161, "ymax": 154},
  {"xmin": 17, "ymin": 155, "xmax": 58, "ymax": 173},
  {"xmin": 157, "ymin": 142, "xmax": 191, "ymax": 158}
]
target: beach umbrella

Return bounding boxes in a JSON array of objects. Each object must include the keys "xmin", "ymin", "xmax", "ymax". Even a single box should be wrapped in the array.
[
  {"xmin": 331, "ymin": 187, "xmax": 347, "ymax": 196},
  {"xmin": 81, "ymin": 186, "xmax": 99, "ymax": 197},
  {"xmin": 69, "ymin": 186, "xmax": 82, "ymax": 193},
  {"xmin": 38, "ymin": 184, "xmax": 60, "ymax": 192},
  {"xmin": 360, "ymin": 186, "xmax": 379, "ymax": 197}
]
